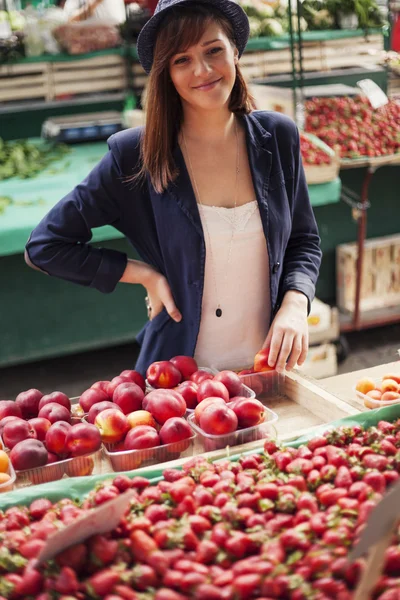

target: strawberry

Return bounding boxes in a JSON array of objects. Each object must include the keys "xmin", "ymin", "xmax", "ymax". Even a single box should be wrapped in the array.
[
  {"xmin": 52, "ymin": 566, "xmax": 79, "ymax": 595},
  {"xmin": 130, "ymin": 476, "xmax": 150, "ymax": 490},
  {"xmin": 286, "ymin": 458, "xmax": 314, "ymax": 476},
  {"xmin": 155, "ymin": 588, "xmax": 189, "ymax": 600},
  {"xmin": 318, "ymin": 487, "xmax": 348, "ymax": 507},
  {"xmin": 232, "ymin": 573, "xmax": 262, "ymax": 599},
  {"xmin": 86, "ymin": 568, "xmax": 121, "ymax": 596},
  {"xmin": 362, "ymin": 454, "xmax": 389, "ymax": 471},
  {"xmin": 89, "ymin": 535, "xmax": 118, "ymax": 566},
  {"xmin": 363, "ymin": 471, "xmax": 386, "ymax": 494},
  {"xmin": 112, "ymin": 474, "xmax": 133, "ymax": 492},
  {"xmin": 334, "ymin": 466, "xmax": 353, "ymax": 488},
  {"xmin": 14, "ymin": 567, "xmax": 43, "ymax": 597},
  {"xmin": 280, "ymin": 528, "xmax": 311, "ymax": 551},
  {"xmin": 385, "ymin": 546, "xmax": 400, "ymax": 576},
  {"xmin": 19, "ymin": 538, "xmax": 46, "ymax": 559},
  {"xmin": 274, "ymin": 451, "xmax": 292, "ymax": 471},
  {"xmin": 29, "ymin": 499, "xmax": 53, "ymax": 520},
  {"xmin": 326, "ymin": 446, "xmax": 349, "ymax": 467},
  {"xmin": 180, "ymin": 571, "xmax": 208, "ymax": 592},
  {"xmin": 55, "ymin": 543, "xmax": 88, "ymax": 572}
]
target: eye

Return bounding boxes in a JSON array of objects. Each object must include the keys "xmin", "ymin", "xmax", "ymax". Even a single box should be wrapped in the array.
[
  {"xmin": 208, "ymin": 46, "xmax": 223, "ymax": 55},
  {"xmin": 173, "ymin": 56, "xmax": 188, "ymax": 65}
]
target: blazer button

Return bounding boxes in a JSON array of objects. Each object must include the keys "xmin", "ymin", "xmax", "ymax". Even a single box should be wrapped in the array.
[{"xmin": 272, "ymin": 262, "xmax": 280, "ymax": 274}]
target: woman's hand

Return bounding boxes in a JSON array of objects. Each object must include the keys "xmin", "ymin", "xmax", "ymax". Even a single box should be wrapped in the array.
[
  {"xmin": 263, "ymin": 290, "xmax": 309, "ymax": 373},
  {"xmin": 120, "ymin": 260, "xmax": 182, "ymax": 322},
  {"xmin": 145, "ymin": 269, "xmax": 182, "ymax": 322}
]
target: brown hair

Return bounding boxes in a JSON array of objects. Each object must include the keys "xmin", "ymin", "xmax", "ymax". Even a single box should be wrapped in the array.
[{"xmin": 135, "ymin": 3, "xmax": 253, "ymax": 193}]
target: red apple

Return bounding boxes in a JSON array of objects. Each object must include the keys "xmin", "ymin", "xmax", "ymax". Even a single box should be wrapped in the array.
[
  {"xmin": 199, "ymin": 404, "xmax": 238, "ymax": 435},
  {"xmin": 45, "ymin": 422, "xmax": 72, "ymax": 457},
  {"xmin": 145, "ymin": 389, "xmax": 186, "ymax": 424},
  {"xmin": 28, "ymin": 417, "xmax": 51, "ymax": 442},
  {"xmin": 159, "ymin": 417, "xmax": 192, "ymax": 445},
  {"xmin": 254, "ymin": 348, "xmax": 275, "ymax": 373},
  {"xmin": 107, "ymin": 376, "xmax": 131, "ymax": 398},
  {"xmin": 38, "ymin": 403, "xmax": 71, "ymax": 425},
  {"xmin": 170, "ymin": 356, "xmax": 198, "ymax": 380},
  {"xmin": 0, "ymin": 415, "xmax": 23, "ymax": 436},
  {"xmin": 65, "ymin": 423, "xmax": 102, "ymax": 457},
  {"xmin": 176, "ymin": 381, "xmax": 198, "ymax": 410},
  {"xmin": 10, "ymin": 439, "xmax": 48, "ymax": 470},
  {"xmin": 91, "ymin": 381, "xmax": 111, "ymax": 396},
  {"xmin": 120, "ymin": 370, "xmax": 146, "ymax": 392},
  {"xmin": 126, "ymin": 410, "xmax": 157, "ymax": 430},
  {"xmin": 197, "ymin": 380, "xmax": 229, "ymax": 404},
  {"xmin": 230, "ymin": 398, "xmax": 265, "ymax": 428},
  {"xmin": 15, "ymin": 389, "xmax": 43, "ymax": 419},
  {"xmin": 146, "ymin": 361, "xmax": 182, "ymax": 389},
  {"xmin": 190, "ymin": 370, "xmax": 214, "ymax": 385},
  {"xmin": 113, "ymin": 382, "xmax": 144, "ymax": 414},
  {"xmin": 87, "ymin": 401, "xmax": 122, "ymax": 425},
  {"xmin": 3, "ymin": 419, "xmax": 36, "ymax": 449},
  {"xmin": 94, "ymin": 409, "xmax": 129, "ymax": 444},
  {"xmin": 79, "ymin": 388, "xmax": 109, "ymax": 413},
  {"xmin": 194, "ymin": 397, "xmax": 225, "ymax": 425},
  {"xmin": 124, "ymin": 425, "xmax": 160, "ymax": 450},
  {"xmin": 213, "ymin": 371, "xmax": 242, "ymax": 398},
  {"xmin": 38, "ymin": 392, "xmax": 71, "ymax": 412},
  {"xmin": 0, "ymin": 400, "xmax": 22, "ymax": 420}
]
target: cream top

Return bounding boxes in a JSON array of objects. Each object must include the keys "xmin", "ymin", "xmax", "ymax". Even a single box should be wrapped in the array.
[{"xmin": 194, "ymin": 201, "xmax": 271, "ymax": 371}]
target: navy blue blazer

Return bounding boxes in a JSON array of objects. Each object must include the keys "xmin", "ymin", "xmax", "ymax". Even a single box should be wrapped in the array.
[{"xmin": 26, "ymin": 111, "xmax": 322, "ymax": 374}]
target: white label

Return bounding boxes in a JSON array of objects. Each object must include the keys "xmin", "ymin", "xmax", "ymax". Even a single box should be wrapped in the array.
[
  {"xmin": 357, "ymin": 79, "xmax": 389, "ymax": 110},
  {"xmin": 0, "ymin": 21, "xmax": 12, "ymax": 39},
  {"xmin": 35, "ymin": 489, "xmax": 136, "ymax": 565}
]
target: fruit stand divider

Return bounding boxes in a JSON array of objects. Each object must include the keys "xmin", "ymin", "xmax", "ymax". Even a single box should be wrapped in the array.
[{"xmin": 1, "ymin": 402, "xmax": 400, "ymax": 512}]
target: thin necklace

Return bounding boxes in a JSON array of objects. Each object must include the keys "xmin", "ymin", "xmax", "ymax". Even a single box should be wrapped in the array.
[{"xmin": 182, "ymin": 118, "xmax": 240, "ymax": 318}]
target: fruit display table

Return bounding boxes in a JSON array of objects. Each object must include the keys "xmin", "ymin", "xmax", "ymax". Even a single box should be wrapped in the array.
[{"xmin": 0, "ymin": 140, "xmax": 341, "ymax": 368}]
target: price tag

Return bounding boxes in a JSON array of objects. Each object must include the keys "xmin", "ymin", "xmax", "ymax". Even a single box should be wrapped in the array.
[
  {"xmin": 34, "ymin": 489, "xmax": 135, "ymax": 565},
  {"xmin": 357, "ymin": 79, "xmax": 389, "ymax": 110}
]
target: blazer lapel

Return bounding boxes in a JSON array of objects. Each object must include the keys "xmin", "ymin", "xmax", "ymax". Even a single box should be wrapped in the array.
[
  {"xmin": 166, "ymin": 144, "xmax": 204, "ymax": 237},
  {"xmin": 242, "ymin": 113, "xmax": 273, "ymax": 209}
]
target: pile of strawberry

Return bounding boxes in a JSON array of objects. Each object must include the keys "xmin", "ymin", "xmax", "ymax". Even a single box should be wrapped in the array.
[
  {"xmin": 1, "ymin": 420, "xmax": 400, "ymax": 599},
  {"xmin": 305, "ymin": 96, "xmax": 400, "ymax": 159},
  {"xmin": 300, "ymin": 134, "xmax": 332, "ymax": 166}
]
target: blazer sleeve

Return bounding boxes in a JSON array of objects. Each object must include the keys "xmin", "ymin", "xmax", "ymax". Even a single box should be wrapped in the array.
[
  {"xmin": 25, "ymin": 136, "xmax": 129, "ymax": 294},
  {"xmin": 281, "ymin": 124, "xmax": 322, "ymax": 313}
]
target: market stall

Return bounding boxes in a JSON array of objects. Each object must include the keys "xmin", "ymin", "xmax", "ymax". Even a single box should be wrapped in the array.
[{"xmin": 0, "ymin": 359, "xmax": 400, "ymax": 599}]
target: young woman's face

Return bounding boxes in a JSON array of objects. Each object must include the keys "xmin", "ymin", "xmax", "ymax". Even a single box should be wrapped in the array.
[{"xmin": 169, "ymin": 21, "xmax": 238, "ymax": 113}]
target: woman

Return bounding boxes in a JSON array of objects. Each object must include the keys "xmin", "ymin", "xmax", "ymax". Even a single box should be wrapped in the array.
[{"xmin": 25, "ymin": 0, "xmax": 322, "ymax": 376}]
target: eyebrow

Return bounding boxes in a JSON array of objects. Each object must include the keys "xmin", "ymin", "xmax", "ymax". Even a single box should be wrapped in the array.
[
  {"xmin": 201, "ymin": 38, "xmax": 222, "ymax": 47},
  {"xmin": 173, "ymin": 38, "xmax": 222, "ymax": 57}
]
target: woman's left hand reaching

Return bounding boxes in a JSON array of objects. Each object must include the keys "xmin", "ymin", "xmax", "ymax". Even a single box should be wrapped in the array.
[{"xmin": 263, "ymin": 290, "xmax": 309, "ymax": 373}]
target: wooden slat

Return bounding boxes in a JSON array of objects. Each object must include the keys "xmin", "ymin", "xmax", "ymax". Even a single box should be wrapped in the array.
[
  {"xmin": 53, "ymin": 77, "xmax": 126, "ymax": 96},
  {"xmin": 53, "ymin": 66, "xmax": 125, "ymax": 83},
  {"xmin": 0, "ymin": 74, "xmax": 45, "ymax": 89},
  {"xmin": 0, "ymin": 87, "xmax": 47, "ymax": 101},
  {"xmin": 52, "ymin": 54, "xmax": 123, "ymax": 70}
]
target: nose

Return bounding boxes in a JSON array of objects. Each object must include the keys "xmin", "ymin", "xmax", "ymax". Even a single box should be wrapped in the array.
[{"xmin": 193, "ymin": 56, "xmax": 212, "ymax": 78}]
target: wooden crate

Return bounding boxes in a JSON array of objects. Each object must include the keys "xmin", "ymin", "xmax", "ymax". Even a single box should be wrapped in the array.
[
  {"xmin": 0, "ymin": 61, "xmax": 51, "ymax": 102},
  {"xmin": 337, "ymin": 233, "xmax": 400, "ymax": 314},
  {"xmin": 241, "ymin": 35, "xmax": 383, "ymax": 81},
  {"xmin": 0, "ymin": 54, "xmax": 126, "ymax": 104},
  {"xmin": 51, "ymin": 54, "xmax": 126, "ymax": 99}
]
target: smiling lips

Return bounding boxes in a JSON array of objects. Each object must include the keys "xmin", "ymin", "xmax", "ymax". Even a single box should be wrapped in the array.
[{"xmin": 193, "ymin": 77, "xmax": 222, "ymax": 91}]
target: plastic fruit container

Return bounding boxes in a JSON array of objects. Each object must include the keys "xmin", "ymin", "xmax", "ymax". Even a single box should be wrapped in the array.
[
  {"xmin": 212, "ymin": 359, "xmax": 285, "ymax": 404},
  {"xmin": 103, "ymin": 433, "xmax": 196, "ymax": 472},
  {"xmin": 14, "ymin": 448, "xmax": 103, "ymax": 488},
  {"xmin": 354, "ymin": 380, "xmax": 400, "ymax": 410},
  {"xmin": 187, "ymin": 407, "xmax": 278, "ymax": 453}
]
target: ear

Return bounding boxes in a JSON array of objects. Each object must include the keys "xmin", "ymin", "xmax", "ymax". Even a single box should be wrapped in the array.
[{"xmin": 234, "ymin": 47, "xmax": 239, "ymax": 64}]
